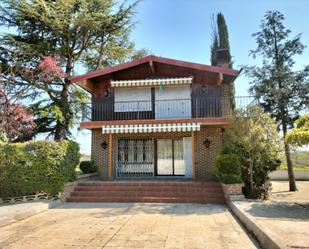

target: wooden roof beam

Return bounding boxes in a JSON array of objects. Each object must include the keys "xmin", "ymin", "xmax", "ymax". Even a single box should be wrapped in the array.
[
  {"xmin": 76, "ymin": 79, "xmax": 93, "ymax": 93},
  {"xmin": 149, "ymin": 60, "xmax": 155, "ymax": 74},
  {"xmin": 217, "ymin": 72, "xmax": 224, "ymax": 85}
]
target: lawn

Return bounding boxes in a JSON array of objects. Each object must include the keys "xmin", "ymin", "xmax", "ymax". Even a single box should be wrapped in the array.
[
  {"xmin": 279, "ymin": 163, "xmax": 309, "ymax": 171},
  {"xmin": 279, "ymin": 150, "xmax": 309, "ymax": 171}
]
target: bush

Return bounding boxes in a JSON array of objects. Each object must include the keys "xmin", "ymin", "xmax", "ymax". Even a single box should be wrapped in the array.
[
  {"xmin": 0, "ymin": 140, "xmax": 80, "ymax": 198},
  {"xmin": 215, "ymin": 154, "xmax": 242, "ymax": 184},
  {"xmin": 79, "ymin": 161, "xmax": 97, "ymax": 174},
  {"xmin": 222, "ymin": 106, "xmax": 281, "ymax": 199}
]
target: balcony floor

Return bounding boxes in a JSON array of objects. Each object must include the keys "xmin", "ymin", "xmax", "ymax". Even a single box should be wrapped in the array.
[{"xmin": 80, "ymin": 117, "xmax": 231, "ymax": 129}]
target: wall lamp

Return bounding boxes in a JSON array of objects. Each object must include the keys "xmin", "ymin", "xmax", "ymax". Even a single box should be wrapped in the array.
[
  {"xmin": 204, "ymin": 138, "xmax": 211, "ymax": 148},
  {"xmin": 101, "ymin": 141, "xmax": 108, "ymax": 150}
]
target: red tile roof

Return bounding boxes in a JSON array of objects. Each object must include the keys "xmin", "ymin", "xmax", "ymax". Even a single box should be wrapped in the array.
[{"xmin": 71, "ymin": 55, "xmax": 240, "ymax": 83}]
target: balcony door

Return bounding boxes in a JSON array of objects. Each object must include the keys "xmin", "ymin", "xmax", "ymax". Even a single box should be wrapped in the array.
[{"xmin": 156, "ymin": 139, "xmax": 185, "ymax": 176}]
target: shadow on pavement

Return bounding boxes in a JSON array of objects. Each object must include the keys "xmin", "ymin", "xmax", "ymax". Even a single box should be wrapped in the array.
[{"xmin": 246, "ymin": 202, "xmax": 309, "ymax": 220}]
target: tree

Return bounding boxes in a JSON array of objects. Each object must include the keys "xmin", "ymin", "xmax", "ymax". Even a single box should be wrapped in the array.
[
  {"xmin": 222, "ymin": 106, "xmax": 281, "ymax": 199},
  {"xmin": 217, "ymin": 13, "xmax": 230, "ymax": 52},
  {"xmin": 0, "ymin": 0, "xmax": 145, "ymax": 140},
  {"xmin": 210, "ymin": 13, "xmax": 235, "ymax": 108},
  {"xmin": 210, "ymin": 12, "xmax": 232, "ymax": 67},
  {"xmin": 245, "ymin": 11, "xmax": 309, "ymax": 191},
  {"xmin": 210, "ymin": 14, "xmax": 219, "ymax": 66},
  {"xmin": 286, "ymin": 114, "xmax": 309, "ymax": 146},
  {"xmin": 0, "ymin": 84, "xmax": 35, "ymax": 142}
]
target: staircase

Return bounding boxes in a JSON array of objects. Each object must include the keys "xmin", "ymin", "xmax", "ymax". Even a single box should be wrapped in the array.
[{"xmin": 66, "ymin": 181, "xmax": 226, "ymax": 204}]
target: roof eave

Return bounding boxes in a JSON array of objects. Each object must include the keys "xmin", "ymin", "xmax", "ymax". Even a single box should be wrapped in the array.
[{"xmin": 71, "ymin": 55, "xmax": 240, "ymax": 84}]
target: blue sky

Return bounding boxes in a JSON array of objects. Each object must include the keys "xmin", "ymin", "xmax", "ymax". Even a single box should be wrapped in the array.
[
  {"xmin": 129, "ymin": 0, "xmax": 309, "ymax": 96},
  {"xmin": 76, "ymin": 0, "xmax": 309, "ymax": 154}
]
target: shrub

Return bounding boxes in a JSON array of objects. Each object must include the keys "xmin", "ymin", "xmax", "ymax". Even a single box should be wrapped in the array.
[
  {"xmin": 0, "ymin": 140, "xmax": 80, "ymax": 198},
  {"xmin": 222, "ymin": 106, "xmax": 281, "ymax": 199},
  {"xmin": 79, "ymin": 161, "xmax": 97, "ymax": 174},
  {"xmin": 215, "ymin": 154, "xmax": 242, "ymax": 184}
]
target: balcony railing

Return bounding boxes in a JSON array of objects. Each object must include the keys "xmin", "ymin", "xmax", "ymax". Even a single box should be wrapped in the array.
[{"xmin": 81, "ymin": 96, "xmax": 257, "ymax": 122}]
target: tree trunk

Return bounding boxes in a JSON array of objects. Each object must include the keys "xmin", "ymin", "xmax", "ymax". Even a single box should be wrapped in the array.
[
  {"xmin": 250, "ymin": 160, "xmax": 253, "ymax": 197},
  {"xmin": 54, "ymin": 86, "xmax": 72, "ymax": 141},
  {"xmin": 54, "ymin": 55, "xmax": 74, "ymax": 141},
  {"xmin": 54, "ymin": 120, "xmax": 67, "ymax": 141},
  {"xmin": 282, "ymin": 121, "xmax": 297, "ymax": 191}
]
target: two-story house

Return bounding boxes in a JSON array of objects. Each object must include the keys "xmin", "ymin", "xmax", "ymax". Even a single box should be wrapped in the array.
[{"xmin": 72, "ymin": 52, "xmax": 240, "ymax": 183}]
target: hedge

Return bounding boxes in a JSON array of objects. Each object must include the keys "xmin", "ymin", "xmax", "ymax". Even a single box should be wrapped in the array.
[
  {"xmin": 79, "ymin": 161, "xmax": 97, "ymax": 174},
  {"xmin": 215, "ymin": 153, "xmax": 242, "ymax": 184},
  {"xmin": 0, "ymin": 140, "xmax": 80, "ymax": 198}
]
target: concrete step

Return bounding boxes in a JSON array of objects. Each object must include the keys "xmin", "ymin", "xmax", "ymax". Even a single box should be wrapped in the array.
[
  {"xmin": 70, "ymin": 190, "xmax": 224, "ymax": 198},
  {"xmin": 66, "ymin": 196, "xmax": 226, "ymax": 204},
  {"xmin": 74, "ymin": 186, "xmax": 223, "ymax": 192},
  {"xmin": 67, "ymin": 181, "xmax": 225, "ymax": 204},
  {"xmin": 77, "ymin": 181, "xmax": 221, "ymax": 187}
]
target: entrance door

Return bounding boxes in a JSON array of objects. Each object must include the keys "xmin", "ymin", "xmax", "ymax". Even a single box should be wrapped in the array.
[{"xmin": 156, "ymin": 139, "xmax": 185, "ymax": 176}]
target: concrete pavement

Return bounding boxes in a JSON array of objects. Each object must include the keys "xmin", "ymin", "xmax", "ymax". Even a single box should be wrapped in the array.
[{"xmin": 0, "ymin": 203, "xmax": 259, "ymax": 249}]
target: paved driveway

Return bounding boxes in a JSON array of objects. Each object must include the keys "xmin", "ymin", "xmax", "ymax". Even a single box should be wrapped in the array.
[{"xmin": 0, "ymin": 203, "xmax": 259, "ymax": 249}]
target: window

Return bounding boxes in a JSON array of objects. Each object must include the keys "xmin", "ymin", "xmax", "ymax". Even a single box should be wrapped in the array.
[
  {"xmin": 118, "ymin": 139, "xmax": 153, "ymax": 163},
  {"xmin": 114, "ymin": 88, "xmax": 152, "ymax": 112}
]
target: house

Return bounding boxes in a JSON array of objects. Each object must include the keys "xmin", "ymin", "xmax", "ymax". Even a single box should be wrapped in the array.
[{"xmin": 71, "ymin": 51, "xmax": 240, "ymax": 182}]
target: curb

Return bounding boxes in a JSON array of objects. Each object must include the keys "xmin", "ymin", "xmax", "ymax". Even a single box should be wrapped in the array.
[
  {"xmin": 0, "ymin": 200, "xmax": 61, "ymax": 227},
  {"xmin": 229, "ymin": 201, "xmax": 286, "ymax": 249}
]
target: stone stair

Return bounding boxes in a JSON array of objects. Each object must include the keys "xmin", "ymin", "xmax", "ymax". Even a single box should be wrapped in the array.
[{"xmin": 66, "ymin": 181, "xmax": 225, "ymax": 204}]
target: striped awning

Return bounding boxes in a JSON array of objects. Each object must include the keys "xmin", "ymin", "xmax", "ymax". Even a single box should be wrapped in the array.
[
  {"xmin": 110, "ymin": 77, "xmax": 193, "ymax": 88},
  {"xmin": 102, "ymin": 122, "xmax": 201, "ymax": 134}
]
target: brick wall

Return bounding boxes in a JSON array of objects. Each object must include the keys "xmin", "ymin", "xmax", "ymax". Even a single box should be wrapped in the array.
[
  {"xmin": 91, "ymin": 130, "xmax": 109, "ymax": 179},
  {"xmin": 91, "ymin": 126, "xmax": 223, "ymax": 181},
  {"xmin": 195, "ymin": 127, "xmax": 223, "ymax": 180}
]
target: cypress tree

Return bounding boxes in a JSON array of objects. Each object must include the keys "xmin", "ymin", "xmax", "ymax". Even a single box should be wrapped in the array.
[{"xmin": 217, "ymin": 12, "xmax": 231, "ymax": 53}]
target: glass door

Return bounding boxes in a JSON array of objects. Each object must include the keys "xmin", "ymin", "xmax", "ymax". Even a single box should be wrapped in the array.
[
  {"xmin": 157, "ymin": 139, "xmax": 173, "ymax": 175},
  {"xmin": 174, "ymin": 139, "xmax": 185, "ymax": 175},
  {"xmin": 156, "ymin": 139, "xmax": 185, "ymax": 176}
]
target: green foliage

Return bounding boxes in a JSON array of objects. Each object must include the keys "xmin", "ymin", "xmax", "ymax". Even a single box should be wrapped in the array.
[
  {"xmin": 0, "ymin": 131, "xmax": 7, "ymax": 142},
  {"xmin": 210, "ymin": 12, "xmax": 232, "ymax": 68},
  {"xmin": 245, "ymin": 11, "xmax": 309, "ymax": 191},
  {"xmin": 210, "ymin": 12, "xmax": 235, "ymax": 108},
  {"xmin": 245, "ymin": 11, "xmax": 309, "ymax": 129},
  {"xmin": 215, "ymin": 154, "xmax": 242, "ymax": 184},
  {"xmin": 210, "ymin": 14, "xmax": 219, "ymax": 66},
  {"xmin": 286, "ymin": 114, "xmax": 309, "ymax": 146},
  {"xmin": 79, "ymin": 161, "xmax": 97, "ymax": 174},
  {"xmin": 222, "ymin": 106, "xmax": 281, "ymax": 199},
  {"xmin": 217, "ymin": 13, "xmax": 230, "ymax": 52},
  {"xmin": 0, "ymin": 0, "xmax": 145, "ymax": 140},
  {"xmin": 0, "ymin": 140, "xmax": 80, "ymax": 198}
]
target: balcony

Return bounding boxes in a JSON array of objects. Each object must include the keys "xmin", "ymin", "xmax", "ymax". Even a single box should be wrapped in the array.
[{"xmin": 81, "ymin": 96, "xmax": 256, "ymax": 122}]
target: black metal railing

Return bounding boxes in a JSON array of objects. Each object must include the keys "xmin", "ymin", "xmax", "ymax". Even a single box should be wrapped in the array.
[{"xmin": 81, "ymin": 96, "xmax": 257, "ymax": 122}]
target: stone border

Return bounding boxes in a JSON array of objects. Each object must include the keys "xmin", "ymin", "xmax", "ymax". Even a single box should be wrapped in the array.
[
  {"xmin": 60, "ymin": 173, "xmax": 98, "ymax": 202},
  {"xmin": 0, "ymin": 193, "xmax": 58, "ymax": 205},
  {"xmin": 229, "ymin": 201, "xmax": 285, "ymax": 249},
  {"xmin": 221, "ymin": 183, "xmax": 245, "ymax": 203},
  {"xmin": 76, "ymin": 172, "xmax": 98, "ymax": 180}
]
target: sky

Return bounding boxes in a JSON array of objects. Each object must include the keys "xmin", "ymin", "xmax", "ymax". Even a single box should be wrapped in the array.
[{"xmin": 75, "ymin": 0, "xmax": 309, "ymax": 154}]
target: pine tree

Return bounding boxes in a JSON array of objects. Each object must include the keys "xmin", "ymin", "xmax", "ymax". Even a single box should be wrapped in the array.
[
  {"xmin": 245, "ymin": 11, "xmax": 309, "ymax": 191},
  {"xmin": 0, "ymin": 0, "xmax": 145, "ymax": 140}
]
